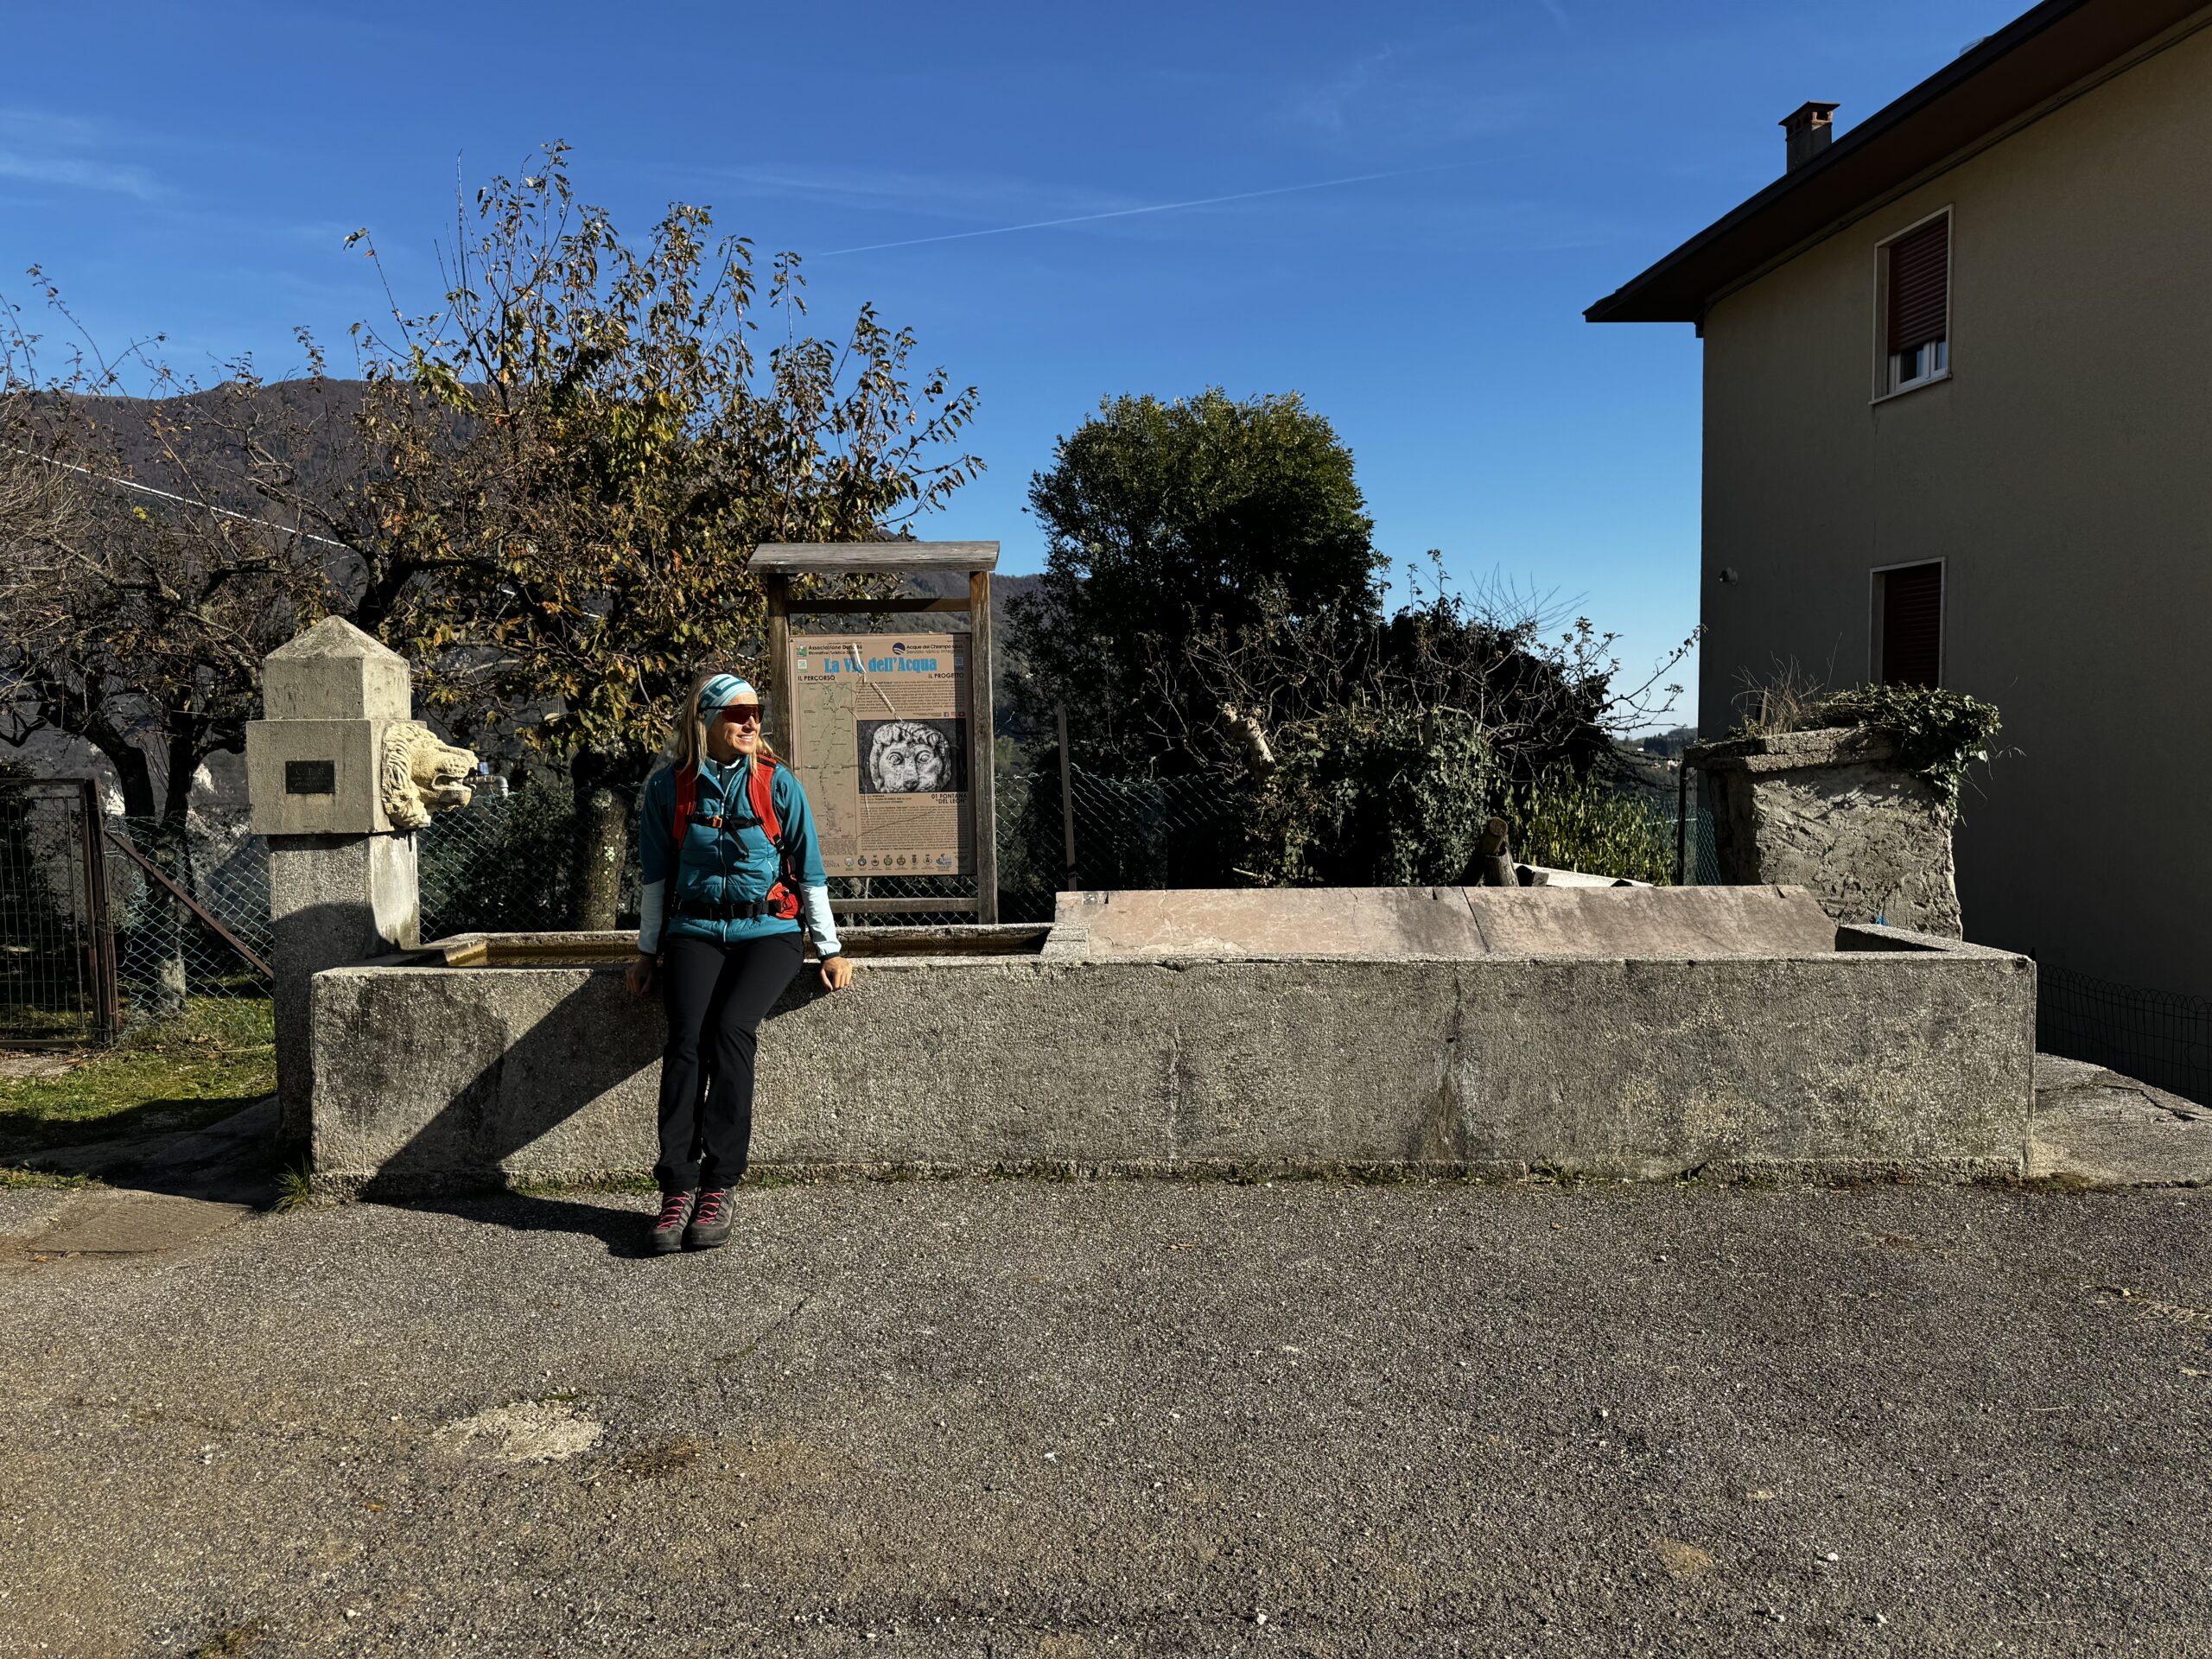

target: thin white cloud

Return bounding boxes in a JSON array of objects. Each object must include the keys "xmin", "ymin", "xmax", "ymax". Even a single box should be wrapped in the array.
[
  {"xmin": 1294, "ymin": 48, "xmax": 1395, "ymax": 136},
  {"xmin": 812, "ymin": 164, "xmax": 1480, "ymax": 258},
  {"xmin": 0, "ymin": 109, "xmax": 107, "ymax": 147},
  {"xmin": 0, "ymin": 111, "xmax": 157, "ymax": 199},
  {"xmin": 1540, "ymin": 0, "xmax": 1573, "ymax": 32},
  {"xmin": 0, "ymin": 150, "xmax": 156, "ymax": 199},
  {"xmin": 1286, "ymin": 50, "xmax": 1537, "ymax": 146},
  {"xmin": 699, "ymin": 162, "xmax": 1119, "ymax": 226}
]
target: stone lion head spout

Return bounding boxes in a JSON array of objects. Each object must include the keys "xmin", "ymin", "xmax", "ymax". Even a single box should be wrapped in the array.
[{"xmin": 380, "ymin": 721, "xmax": 479, "ymax": 830}]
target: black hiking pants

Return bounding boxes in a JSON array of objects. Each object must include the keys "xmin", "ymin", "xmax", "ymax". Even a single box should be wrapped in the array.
[{"xmin": 655, "ymin": 930, "xmax": 806, "ymax": 1192}]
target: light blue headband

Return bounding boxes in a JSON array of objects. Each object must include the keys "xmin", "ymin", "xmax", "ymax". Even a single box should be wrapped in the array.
[{"xmin": 697, "ymin": 674, "xmax": 757, "ymax": 715}]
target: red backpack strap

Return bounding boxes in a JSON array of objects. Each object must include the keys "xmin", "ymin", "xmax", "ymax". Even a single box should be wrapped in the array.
[
  {"xmin": 748, "ymin": 757, "xmax": 802, "ymax": 920},
  {"xmin": 671, "ymin": 765, "xmax": 698, "ymax": 858},
  {"xmin": 747, "ymin": 754, "xmax": 784, "ymax": 846}
]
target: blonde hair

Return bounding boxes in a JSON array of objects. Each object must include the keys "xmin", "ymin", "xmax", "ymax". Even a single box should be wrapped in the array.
[{"xmin": 672, "ymin": 667, "xmax": 778, "ymax": 772}]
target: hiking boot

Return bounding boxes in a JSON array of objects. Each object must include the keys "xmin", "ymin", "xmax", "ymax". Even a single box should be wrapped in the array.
[
  {"xmin": 649, "ymin": 1189, "xmax": 695, "ymax": 1255},
  {"xmin": 685, "ymin": 1186, "xmax": 734, "ymax": 1251}
]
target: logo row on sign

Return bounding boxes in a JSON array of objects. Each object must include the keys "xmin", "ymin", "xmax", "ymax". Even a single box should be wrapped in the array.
[{"xmin": 840, "ymin": 853, "xmax": 957, "ymax": 871}]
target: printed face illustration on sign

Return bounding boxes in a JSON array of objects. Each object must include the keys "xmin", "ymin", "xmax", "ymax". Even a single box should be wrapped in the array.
[{"xmin": 859, "ymin": 719, "xmax": 963, "ymax": 794}]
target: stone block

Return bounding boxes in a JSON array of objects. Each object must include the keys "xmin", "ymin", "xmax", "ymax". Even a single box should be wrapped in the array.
[
  {"xmin": 260, "ymin": 616, "xmax": 410, "ymax": 721},
  {"xmin": 245, "ymin": 719, "xmax": 391, "ymax": 836},
  {"xmin": 1057, "ymin": 883, "xmax": 1841, "ymax": 961},
  {"xmin": 1690, "ymin": 728, "xmax": 1961, "ymax": 937},
  {"xmin": 270, "ymin": 833, "xmax": 420, "ymax": 1141}
]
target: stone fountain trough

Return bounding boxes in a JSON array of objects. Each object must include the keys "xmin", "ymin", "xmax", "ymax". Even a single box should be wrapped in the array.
[{"xmin": 305, "ymin": 884, "xmax": 2036, "ymax": 1196}]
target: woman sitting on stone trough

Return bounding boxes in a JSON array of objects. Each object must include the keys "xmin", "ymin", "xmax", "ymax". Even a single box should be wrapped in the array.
[{"xmin": 625, "ymin": 670, "xmax": 854, "ymax": 1254}]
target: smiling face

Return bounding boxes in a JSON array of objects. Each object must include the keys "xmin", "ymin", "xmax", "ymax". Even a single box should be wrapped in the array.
[{"xmin": 706, "ymin": 698, "xmax": 763, "ymax": 763}]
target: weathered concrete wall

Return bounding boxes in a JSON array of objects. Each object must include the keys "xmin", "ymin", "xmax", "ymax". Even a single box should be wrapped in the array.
[
  {"xmin": 308, "ymin": 924, "xmax": 2034, "ymax": 1193},
  {"xmin": 1693, "ymin": 730, "xmax": 1961, "ymax": 937}
]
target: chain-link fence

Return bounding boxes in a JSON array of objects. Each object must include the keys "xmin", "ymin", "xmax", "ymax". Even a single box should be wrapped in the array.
[
  {"xmin": 1684, "ymin": 805, "xmax": 1724, "ymax": 887},
  {"xmin": 0, "ymin": 797, "xmax": 276, "ymax": 1041},
  {"xmin": 86, "ymin": 766, "xmax": 1726, "ymax": 977},
  {"xmin": 416, "ymin": 785, "xmax": 580, "ymax": 938},
  {"xmin": 106, "ymin": 816, "xmax": 271, "ymax": 1024},
  {"xmin": 409, "ymin": 775, "xmax": 1065, "ymax": 936},
  {"xmin": 0, "ymin": 752, "xmax": 1734, "ymax": 1046},
  {"xmin": 1059, "ymin": 765, "xmax": 1722, "ymax": 891},
  {"xmin": 1, "ymin": 780, "xmax": 115, "ymax": 1045},
  {"xmin": 1062, "ymin": 769, "xmax": 1243, "ymax": 890},
  {"xmin": 2037, "ymin": 963, "xmax": 2211, "ymax": 1105}
]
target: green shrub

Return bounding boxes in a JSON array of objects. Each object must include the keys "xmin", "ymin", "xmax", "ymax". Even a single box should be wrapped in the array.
[
  {"xmin": 1243, "ymin": 701, "xmax": 1493, "ymax": 887},
  {"xmin": 1495, "ymin": 765, "xmax": 1677, "ymax": 886},
  {"xmin": 1818, "ymin": 683, "xmax": 2001, "ymax": 814},
  {"xmin": 1728, "ymin": 672, "xmax": 2002, "ymax": 817}
]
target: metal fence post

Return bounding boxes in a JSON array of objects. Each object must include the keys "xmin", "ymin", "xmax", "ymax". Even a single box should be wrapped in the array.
[
  {"xmin": 77, "ymin": 780, "xmax": 119, "ymax": 1042},
  {"xmin": 1057, "ymin": 703, "xmax": 1078, "ymax": 891},
  {"xmin": 1675, "ymin": 760, "xmax": 1689, "ymax": 888}
]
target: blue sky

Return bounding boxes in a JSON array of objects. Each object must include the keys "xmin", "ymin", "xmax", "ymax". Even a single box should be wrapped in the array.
[{"xmin": 2, "ymin": 0, "xmax": 2028, "ymax": 729}]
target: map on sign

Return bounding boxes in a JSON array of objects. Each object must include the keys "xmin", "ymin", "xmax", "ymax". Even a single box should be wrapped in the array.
[{"xmin": 785, "ymin": 633, "xmax": 972, "ymax": 876}]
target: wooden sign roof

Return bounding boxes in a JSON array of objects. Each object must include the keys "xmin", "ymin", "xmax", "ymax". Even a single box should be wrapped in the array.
[{"xmin": 751, "ymin": 541, "xmax": 1000, "ymax": 574}]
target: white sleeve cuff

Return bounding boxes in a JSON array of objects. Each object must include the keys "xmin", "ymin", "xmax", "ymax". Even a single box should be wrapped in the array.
[
  {"xmin": 800, "ymin": 883, "xmax": 841, "ymax": 957},
  {"xmin": 639, "ymin": 880, "xmax": 666, "ymax": 954}
]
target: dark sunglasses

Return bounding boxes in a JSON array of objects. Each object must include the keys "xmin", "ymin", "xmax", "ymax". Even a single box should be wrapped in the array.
[{"xmin": 716, "ymin": 702, "xmax": 764, "ymax": 727}]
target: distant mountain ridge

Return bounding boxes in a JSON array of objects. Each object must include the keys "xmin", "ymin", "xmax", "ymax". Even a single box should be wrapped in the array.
[
  {"xmin": 37, "ymin": 378, "xmax": 370, "ymax": 523},
  {"xmin": 14, "ymin": 380, "xmax": 1052, "ymax": 763}
]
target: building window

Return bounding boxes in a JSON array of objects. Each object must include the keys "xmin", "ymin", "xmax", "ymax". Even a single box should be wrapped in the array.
[
  {"xmin": 1880, "ymin": 213, "xmax": 1949, "ymax": 395},
  {"xmin": 1873, "ymin": 561, "xmax": 1943, "ymax": 686}
]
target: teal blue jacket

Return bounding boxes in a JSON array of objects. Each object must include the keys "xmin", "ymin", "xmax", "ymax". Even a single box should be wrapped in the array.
[{"xmin": 636, "ymin": 756, "xmax": 832, "ymax": 952}]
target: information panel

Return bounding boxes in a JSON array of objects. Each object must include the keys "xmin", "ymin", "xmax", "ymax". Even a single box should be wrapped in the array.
[{"xmin": 785, "ymin": 633, "xmax": 972, "ymax": 877}]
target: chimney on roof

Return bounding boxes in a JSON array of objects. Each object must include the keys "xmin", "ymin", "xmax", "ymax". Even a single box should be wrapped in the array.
[{"xmin": 1781, "ymin": 101, "xmax": 1840, "ymax": 171}]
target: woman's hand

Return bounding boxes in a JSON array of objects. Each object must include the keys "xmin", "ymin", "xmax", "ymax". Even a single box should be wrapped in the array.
[
  {"xmin": 624, "ymin": 954, "xmax": 657, "ymax": 998},
  {"xmin": 819, "ymin": 953, "xmax": 855, "ymax": 992}
]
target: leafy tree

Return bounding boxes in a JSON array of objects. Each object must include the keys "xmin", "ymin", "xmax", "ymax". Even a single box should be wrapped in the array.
[
  {"xmin": 258, "ymin": 149, "xmax": 984, "ymax": 925},
  {"xmin": 1001, "ymin": 382, "xmax": 1694, "ymax": 893},
  {"xmin": 0, "ymin": 299, "xmax": 322, "ymax": 837},
  {"xmin": 1, "ymin": 299, "xmax": 330, "ymax": 1007},
  {"xmin": 1010, "ymin": 388, "xmax": 1382, "ymax": 774},
  {"xmin": 10, "ymin": 149, "xmax": 982, "ymax": 938}
]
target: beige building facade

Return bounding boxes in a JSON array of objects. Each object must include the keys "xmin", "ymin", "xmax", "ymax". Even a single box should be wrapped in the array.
[{"xmin": 1592, "ymin": 0, "xmax": 2212, "ymax": 1010}]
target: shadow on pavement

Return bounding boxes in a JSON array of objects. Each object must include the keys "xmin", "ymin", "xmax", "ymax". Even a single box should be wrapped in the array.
[
  {"xmin": 390, "ymin": 1188, "xmax": 661, "ymax": 1258},
  {"xmin": 22, "ymin": 1094, "xmax": 283, "ymax": 1209},
  {"xmin": 353, "ymin": 966, "xmax": 838, "ymax": 1255},
  {"xmin": 4, "ymin": 1095, "xmax": 282, "ymax": 1258}
]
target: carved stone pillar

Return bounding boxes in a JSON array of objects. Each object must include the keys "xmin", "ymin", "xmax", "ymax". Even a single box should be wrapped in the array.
[{"xmin": 245, "ymin": 618, "xmax": 477, "ymax": 1146}]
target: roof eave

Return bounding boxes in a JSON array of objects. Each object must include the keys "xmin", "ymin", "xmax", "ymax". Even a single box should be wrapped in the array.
[{"xmin": 1585, "ymin": 0, "xmax": 2205, "ymax": 325}]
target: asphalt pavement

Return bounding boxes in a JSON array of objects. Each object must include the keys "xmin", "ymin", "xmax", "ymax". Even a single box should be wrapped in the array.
[{"xmin": 2, "ymin": 1176, "xmax": 2209, "ymax": 1657}]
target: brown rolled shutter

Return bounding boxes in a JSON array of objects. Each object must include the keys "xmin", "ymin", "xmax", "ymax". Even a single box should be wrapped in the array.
[
  {"xmin": 1886, "ymin": 218, "xmax": 1948, "ymax": 356},
  {"xmin": 1880, "ymin": 563, "xmax": 1942, "ymax": 687}
]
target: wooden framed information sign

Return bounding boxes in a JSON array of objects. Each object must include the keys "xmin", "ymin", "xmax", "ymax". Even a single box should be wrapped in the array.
[
  {"xmin": 752, "ymin": 542, "xmax": 998, "ymax": 924},
  {"xmin": 786, "ymin": 632, "xmax": 973, "ymax": 878}
]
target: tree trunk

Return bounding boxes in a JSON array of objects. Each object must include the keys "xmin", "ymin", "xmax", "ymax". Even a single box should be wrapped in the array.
[
  {"xmin": 569, "ymin": 758, "xmax": 633, "ymax": 932},
  {"xmin": 137, "ymin": 810, "xmax": 192, "ymax": 1019},
  {"xmin": 103, "ymin": 741, "xmax": 159, "ymax": 822}
]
